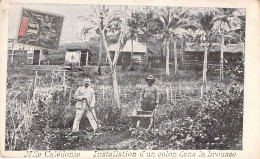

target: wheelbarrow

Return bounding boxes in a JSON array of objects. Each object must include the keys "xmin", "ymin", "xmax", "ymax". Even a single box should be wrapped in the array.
[{"xmin": 128, "ymin": 108, "xmax": 155, "ymax": 131}]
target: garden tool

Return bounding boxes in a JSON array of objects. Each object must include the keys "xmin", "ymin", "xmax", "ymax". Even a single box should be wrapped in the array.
[{"xmin": 82, "ymin": 99, "xmax": 100, "ymax": 130}]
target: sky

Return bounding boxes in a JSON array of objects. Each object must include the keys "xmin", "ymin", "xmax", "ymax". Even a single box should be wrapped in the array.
[
  {"xmin": 8, "ymin": 3, "xmax": 94, "ymax": 43},
  {"xmin": 8, "ymin": 3, "xmax": 245, "ymax": 43}
]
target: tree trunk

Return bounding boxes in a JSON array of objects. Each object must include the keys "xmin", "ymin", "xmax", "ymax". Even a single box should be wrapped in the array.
[
  {"xmin": 98, "ymin": 6, "xmax": 126, "ymax": 108},
  {"xmin": 203, "ymin": 44, "xmax": 208, "ymax": 86},
  {"xmin": 129, "ymin": 39, "xmax": 134, "ymax": 71},
  {"xmin": 181, "ymin": 37, "xmax": 184, "ymax": 62},
  {"xmin": 174, "ymin": 41, "xmax": 178, "ymax": 74},
  {"xmin": 166, "ymin": 37, "xmax": 170, "ymax": 77},
  {"xmin": 220, "ymin": 35, "xmax": 224, "ymax": 82},
  {"xmin": 98, "ymin": 36, "xmax": 102, "ymax": 75},
  {"xmin": 163, "ymin": 38, "xmax": 166, "ymax": 57},
  {"xmin": 112, "ymin": 67, "xmax": 120, "ymax": 107},
  {"xmin": 145, "ymin": 41, "xmax": 148, "ymax": 66}
]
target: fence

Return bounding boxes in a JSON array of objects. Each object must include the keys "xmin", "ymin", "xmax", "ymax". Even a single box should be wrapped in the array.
[
  {"xmin": 32, "ymin": 69, "xmax": 204, "ymax": 106},
  {"xmin": 93, "ymin": 84, "xmax": 202, "ymax": 105}
]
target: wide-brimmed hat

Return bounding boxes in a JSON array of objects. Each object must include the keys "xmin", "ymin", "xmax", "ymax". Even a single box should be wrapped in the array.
[{"xmin": 145, "ymin": 75, "xmax": 155, "ymax": 82}]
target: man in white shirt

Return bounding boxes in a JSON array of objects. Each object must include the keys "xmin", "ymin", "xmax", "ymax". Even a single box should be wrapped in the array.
[{"xmin": 69, "ymin": 77, "xmax": 98, "ymax": 135}]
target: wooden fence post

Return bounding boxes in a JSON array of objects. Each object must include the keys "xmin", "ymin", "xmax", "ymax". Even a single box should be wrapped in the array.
[
  {"xmin": 33, "ymin": 70, "xmax": 38, "ymax": 100},
  {"xmin": 102, "ymin": 86, "xmax": 105, "ymax": 100},
  {"xmin": 51, "ymin": 71, "xmax": 54, "ymax": 87},
  {"xmin": 200, "ymin": 86, "xmax": 203, "ymax": 98},
  {"xmin": 179, "ymin": 83, "xmax": 182, "ymax": 95},
  {"xmin": 62, "ymin": 70, "xmax": 66, "ymax": 86},
  {"xmin": 64, "ymin": 86, "xmax": 67, "ymax": 97},
  {"xmin": 174, "ymin": 41, "xmax": 178, "ymax": 74},
  {"xmin": 86, "ymin": 52, "xmax": 89, "ymax": 66},
  {"xmin": 166, "ymin": 87, "xmax": 169, "ymax": 103},
  {"xmin": 203, "ymin": 45, "xmax": 208, "ymax": 85},
  {"xmin": 220, "ymin": 35, "xmax": 224, "ymax": 83},
  {"xmin": 174, "ymin": 87, "xmax": 177, "ymax": 104},
  {"xmin": 170, "ymin": 83, "xmax": 172, "ymax": 103}
]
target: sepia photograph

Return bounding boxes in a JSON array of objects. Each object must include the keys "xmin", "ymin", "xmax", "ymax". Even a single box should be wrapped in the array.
[{"xmin": 0, "ymin": 0, "xmax": 259, "ymax": 158}]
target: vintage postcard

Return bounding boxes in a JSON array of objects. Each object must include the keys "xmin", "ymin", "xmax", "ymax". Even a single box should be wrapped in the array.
[{"xmin": 0, "ymin": 0, "xmax": 259, "ymax": 158}]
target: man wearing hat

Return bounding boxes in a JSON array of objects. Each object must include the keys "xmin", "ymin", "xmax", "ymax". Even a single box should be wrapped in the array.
[
  {"xmin": 140, "ymin": 75, "xmax": 159, "ymax": 111},
  {"xmin": 139, "ymin": 75, "xmax": 159, "ymax": 130}
]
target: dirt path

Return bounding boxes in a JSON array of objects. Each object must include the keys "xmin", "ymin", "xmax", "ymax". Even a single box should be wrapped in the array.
[
  {"xmin": 33, "ymin": 128, "xmax": 136, "ymax": 150},
  {"xmin": 89, "ymin": 131, "xmax": 136, "ymax": 150}
]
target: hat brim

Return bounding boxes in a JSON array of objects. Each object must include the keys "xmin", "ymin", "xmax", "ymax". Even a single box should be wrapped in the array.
[{"xmin": 145, "ymin": 78, "xmax": 155, "ymax": 82}]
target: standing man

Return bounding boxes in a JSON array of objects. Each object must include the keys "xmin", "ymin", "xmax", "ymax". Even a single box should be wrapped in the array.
[
  {"xmin": 69, "ymin": 77, "xmax": 98, "ymax": 135},
  {"xmin": 139, "ymin": 75, "xmax": 159, "ymax": 130},
  {"xmin": 140, "ymin": 75, "xmax": 159, "ymax": 111}
]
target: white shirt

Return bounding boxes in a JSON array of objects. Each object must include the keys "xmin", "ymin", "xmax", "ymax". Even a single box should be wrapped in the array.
[{"xmin": 73, "ymin": 86, "xmax": 95, "ymax": 108}]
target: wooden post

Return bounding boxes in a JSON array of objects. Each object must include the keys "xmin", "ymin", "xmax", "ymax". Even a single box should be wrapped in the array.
[
  {"xmin": 181, "ymin": 37, "xmax": 184, "ymax": 62},
  {"xmin": 86, "ymin": 52, "xmax": 89, "ymax": 66},
  {"xmin": 202, "ymin": 44, "xmax": 208, "ymax": 85},
  {"xmin": 102, "ymin": 86, "xmax": 105, "ymax": 100},
  {"xmin": 166, "ymin": 37, "xmax": 170, "ymax": 77},
  {"xmin": 166, "ymin": 87, "xmax": 169, "ymax": 103},
  {"xmin": 174, "ymin": 41, "xmax": 178, "ymax": 74},
  {"xmin": 179, "ymin": 83, "xmax": 182, "ymax": 95},
  {"xmin": 220, "ymin": 35, "xmax": 224, "ymax": 82},
  {"xmin": 51, "ymin": 71, "xmax": 54, "ymax": 87},
  {"xmin": 64, "ymin": 85, "xmax": 67, "ymax": 97},
  {"xmin": 33, "ymin": 70, "xmax": 38, "ymax": 100},
  {"xmin": 62, "ymin": 70, "xmax": 66, "ymax": 97},
  {"xmin": 39, "ymin": 50, "xmax": 41, "ymax": 65},
  {"xmin": 130, "ymin": 39, "xmax": 134, "ymax": 69},
  {"xmin": 170, "ymin": 83, "xmax": 172, "ymax": 103},
  {"xmin": 200, "ymin": 86, "xmax": 203, "ymax": 98},
  {"xmin": 34, "ymin": 70, "xmax": 38, "ymax": 87},
  {"xmin": 174, "ymin": 87, "xmax": 177, "ymax": 104},
  {"xmin": 62, "ymin": 70, "xmax": 66, "ymax": 86},
  {"xmin": 145, "ymin": 41, "xmax": 148, "ymax": 64}
]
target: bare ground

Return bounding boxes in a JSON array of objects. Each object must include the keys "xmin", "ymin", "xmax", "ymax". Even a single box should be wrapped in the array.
[{"xmin": 32, "ymin": 128, "xmax": 135, "ymax": 150}]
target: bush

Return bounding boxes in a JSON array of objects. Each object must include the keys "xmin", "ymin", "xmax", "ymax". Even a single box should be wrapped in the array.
[{"xmin": 129, "ymin": 83, "xmax": 243, "ymax": 150}]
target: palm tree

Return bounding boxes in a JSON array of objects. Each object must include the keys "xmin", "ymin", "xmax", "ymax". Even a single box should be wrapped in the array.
[
  {"xmin": 125, "ymin": 7, "xmax": 158, "ymax": 71},
  {"xmin": 79, "ymin": 5, "xmax": 110, "ymax": 75},
  {"xmin": 213, "ymin": 8, "xmax": 242, "ymax": 82},
  {"xmin": 139, "ymin": 7, "xmax": 158, "ymax": 66},
  {"xmin": 190, "ymin": 9, "xmax": 216, "ymax": 86},
  {"xmin": 228, "ymin": 13, "xmax": 245, "ymax": 62},
  {"xmin": 155, "ymin": 7, "xmax": 189, "ymax": 77},
  {"xmin": 126, "ymin": 9, "xmax": 140, "ymax": 71},
  {"xmin": 172, "ymin": 28, "xmax": 190, "ymax": 65}
]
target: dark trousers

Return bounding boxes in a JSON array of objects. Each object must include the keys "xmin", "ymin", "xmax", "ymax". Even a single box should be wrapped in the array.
[{"xmin": 141, "ymin": 101, "xmax": 156, "ymax": 111}]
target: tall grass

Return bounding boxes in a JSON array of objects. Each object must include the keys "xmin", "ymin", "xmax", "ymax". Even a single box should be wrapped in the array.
[{"xmin": 5, "ymin": 81, "xmax": 36, "ymax": 150}]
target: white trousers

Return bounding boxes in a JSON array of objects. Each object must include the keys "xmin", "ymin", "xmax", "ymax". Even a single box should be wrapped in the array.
[{"xmin": 72, "ymin": 106, "xmax": 98, "ymax": 132}]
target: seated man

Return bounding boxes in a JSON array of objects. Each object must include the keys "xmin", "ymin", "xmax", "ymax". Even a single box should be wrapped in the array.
[{"xmin": 138, "ymin": 75, "xmax": 159, "ymax": 130}]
